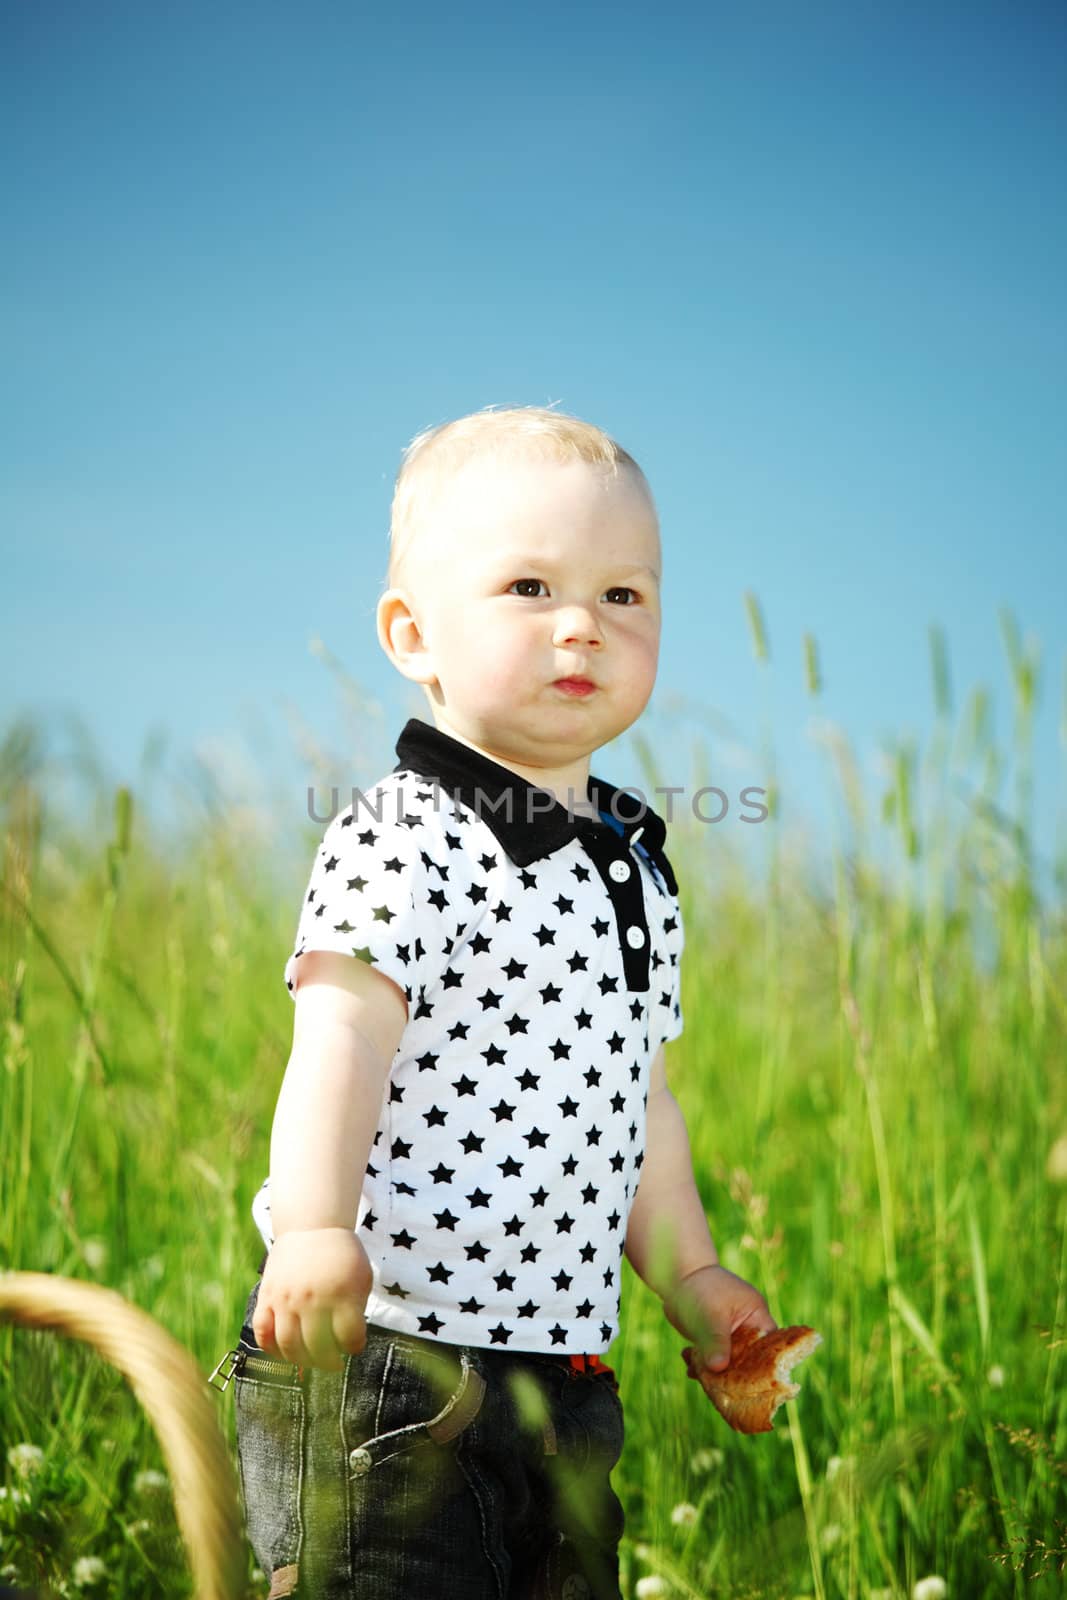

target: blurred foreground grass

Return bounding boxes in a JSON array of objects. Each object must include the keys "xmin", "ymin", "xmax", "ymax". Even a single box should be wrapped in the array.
[{"xmin": 0, "ymin": 612, "xmax": 1065, "ymax": 1598}]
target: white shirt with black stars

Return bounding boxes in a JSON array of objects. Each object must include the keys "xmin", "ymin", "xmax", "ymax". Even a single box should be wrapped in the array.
[{"xmin": 252, "ymin": 718, "xmax": 684, "ymax": 1355}]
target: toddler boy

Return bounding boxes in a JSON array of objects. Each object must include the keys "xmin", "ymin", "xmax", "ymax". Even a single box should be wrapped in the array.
[{"xmin": 227, "ymin": 406, "xmax": 776, "ymax": 1599}]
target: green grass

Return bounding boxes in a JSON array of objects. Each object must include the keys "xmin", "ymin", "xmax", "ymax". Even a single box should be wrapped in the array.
[{"xmin": 1, "ymin": 610, "xmax": 1065, "ymax": 1598}]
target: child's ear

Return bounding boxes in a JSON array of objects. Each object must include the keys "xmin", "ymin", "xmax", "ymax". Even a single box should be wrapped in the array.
[{"xmin": 377, "ymin": 588, "xmax": 438, "ymax": 686}]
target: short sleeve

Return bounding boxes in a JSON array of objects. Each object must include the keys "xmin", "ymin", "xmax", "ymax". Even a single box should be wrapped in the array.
[
  {"xmin": 658, "ymin": 898, "xmax": 685, "ymax": 1045},
  {"xmin": 283, "ymin": 795, "xmax": 442, "ymax": 1009}
]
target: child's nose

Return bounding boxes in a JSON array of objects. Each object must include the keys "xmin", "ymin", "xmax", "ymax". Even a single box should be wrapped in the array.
[{"xmin": 552, "ymin": 605, "xmax": 604, "ymax": 648}]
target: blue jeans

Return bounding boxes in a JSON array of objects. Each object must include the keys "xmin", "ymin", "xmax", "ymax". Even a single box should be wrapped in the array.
[{"xmin": 230, "ymin": 1282, "xmax": 626, "ymax": 1599}]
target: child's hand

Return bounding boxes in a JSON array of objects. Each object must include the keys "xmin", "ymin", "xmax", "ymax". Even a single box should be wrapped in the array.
[
  {"xmin": 662, "ymin": 1263, "xmax": 777, "ymax": 1376},
  {"xmin": 252, "ymin": 1227, "xmax": 375, "ymax": 1372}
]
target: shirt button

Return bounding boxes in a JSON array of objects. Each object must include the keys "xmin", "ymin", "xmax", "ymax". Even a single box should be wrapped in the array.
[
  {"xmin": 626, "ymin": 925, "xmax": 645, "ymax": 949},
  {"xmin": 348, "ymin": 1447, "xmax": 372, "ymax": 1476},
  {"xmin": 608, "ymin": 859, "xmax": 631, "ymax": 882}
]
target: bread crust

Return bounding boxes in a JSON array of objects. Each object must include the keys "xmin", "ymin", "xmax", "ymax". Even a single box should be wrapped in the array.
[{"xmin": 682, "ymin": 1324, "xmax": 822, "ymax": 1434}]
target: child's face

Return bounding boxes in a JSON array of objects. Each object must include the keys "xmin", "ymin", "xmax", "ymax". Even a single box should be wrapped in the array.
[{"xmin": 388, "ymin": 454, "xmax": 663, "ymax": 772}]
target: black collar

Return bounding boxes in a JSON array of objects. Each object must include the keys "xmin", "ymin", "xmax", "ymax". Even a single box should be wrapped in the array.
[{"xmin": 393, "ymin": 718, "xmax": 677, "ymax": 893}]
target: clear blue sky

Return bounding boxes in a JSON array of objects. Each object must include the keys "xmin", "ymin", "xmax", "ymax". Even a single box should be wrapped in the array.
[{"xmin": 4, "ymin": 1, "xmax": 1064, "ymax": 895}]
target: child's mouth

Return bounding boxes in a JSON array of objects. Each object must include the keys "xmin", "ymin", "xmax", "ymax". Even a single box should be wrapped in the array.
[{"xmin": 554, "ymin": 678, "xmax": 596, "ymax": 697}]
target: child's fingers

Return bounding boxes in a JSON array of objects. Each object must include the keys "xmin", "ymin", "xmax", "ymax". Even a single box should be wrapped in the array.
[
  {"xmin": 300, "ymin": 1310, "xmax": 345, "ymax": 1373},
  {"xmin": 252, "ymin": 1301, "xmax": 278, "ymax": 1355},
  {"xmin": 270, "ymin": 1307, "xmax": 313, "ymax": 1372},
  {"xmin": 332, "ymin": 1299, "xmax": 368, "ymax": 1358}
]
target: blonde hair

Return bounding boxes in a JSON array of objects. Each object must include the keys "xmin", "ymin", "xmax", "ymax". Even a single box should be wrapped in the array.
[{"xmin": 386, "ymin": 403, "xmax": 654, "ymax": 590}]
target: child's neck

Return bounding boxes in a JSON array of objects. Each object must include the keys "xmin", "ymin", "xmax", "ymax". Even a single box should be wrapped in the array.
[{"xmin": 429, "ymin": 720, "xmax": 602, "ymax": 821}]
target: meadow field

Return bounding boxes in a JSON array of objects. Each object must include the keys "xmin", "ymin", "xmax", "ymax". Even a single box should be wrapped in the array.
[{"xmin": 1, "ymin": 614, "xmax": 1064, "ymax": 1598}]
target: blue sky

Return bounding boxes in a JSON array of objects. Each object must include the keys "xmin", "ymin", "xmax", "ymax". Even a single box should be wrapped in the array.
[{"xmin": 4, "ymin": 1, "xmax": 1064, "ymax": 895}]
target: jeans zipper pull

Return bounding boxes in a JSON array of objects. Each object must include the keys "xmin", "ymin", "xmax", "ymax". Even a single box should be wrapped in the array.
[{"xmin": 208, "ymin": 1347, "xmax": 247, "ymax": 1393}]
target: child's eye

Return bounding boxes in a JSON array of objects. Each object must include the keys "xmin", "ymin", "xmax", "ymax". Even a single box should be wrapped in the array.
[
  {"xmin": 604, "ymin": 587, "xmax": 639, "ymax": 605},
  {"xmin": 509, "ymin": 579, "xmax": 548, "ymax": 597}
]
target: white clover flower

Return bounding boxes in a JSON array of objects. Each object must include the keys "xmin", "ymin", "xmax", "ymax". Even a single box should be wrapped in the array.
[
  {"xmin": 670, "ymin": 1501, "xmax": 698, "ymax": 1528},
  {"xmin": 7, "ymin": 1442, "xmax": 44, "ymax": 1477},
  {"xmin": 82, "ymin": 1239, "xmax": 108, "ymax": 1272},
  {"xmin": 72, "ymin": 1555, "xmax": 107, "ymax": 1588},
  {"xmin": 819, "ymin": 1521, "xmax": 843, "ymax": 1550},
  {"xmin": 986, "ymin": 1364, "xmax": 1005, "ymax": 1388},
  {"xmin": 133, "ymin": 1468, "xmax": 168, "ymax": 1495},
  {"xmin": 635, "ymin": 1578, "xmax": 669, "ymax": 1599},
  {"xmin": 0, "ymin": 1487, "xmax": 26, "ymax": 1505},
  {"xmin": 691, "ymin": 1446, "xmax": 724, "ymax": 1473},
  {"xmin": 913, "ymin": 1578, "xmax": 948, "ymax": 1600},
  {"xmin": 1046, "ymin": 1135, "xmax": 1067, "ymax": 1184}
]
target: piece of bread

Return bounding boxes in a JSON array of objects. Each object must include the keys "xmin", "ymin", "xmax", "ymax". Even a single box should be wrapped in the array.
[{"xmin": 681, "ymin": 1324, "xmax": 822, "ymax": 1434}]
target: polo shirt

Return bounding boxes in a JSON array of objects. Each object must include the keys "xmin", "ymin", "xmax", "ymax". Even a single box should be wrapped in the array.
[{"xmin": 251, "ymin": 717, "xmax": 685, "ymax": 1354}]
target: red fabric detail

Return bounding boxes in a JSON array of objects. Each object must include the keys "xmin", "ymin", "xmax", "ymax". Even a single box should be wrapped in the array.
[{"xmin": 567, "ymin": 1352, "xmax": 615, "ymax": 1380}]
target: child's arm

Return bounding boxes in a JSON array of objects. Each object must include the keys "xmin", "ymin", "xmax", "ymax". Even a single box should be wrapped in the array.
[
  {"xmin": 252, "ymin": 950, "xmax": 408, "ymax": 1372},
  {"xmin": 624, "ymin": 1046, "xmax": 776, "ymax": 1371},
  {"xmin": 624, "ymin": 1047, "xmax": 721, "ymax": 1291}
]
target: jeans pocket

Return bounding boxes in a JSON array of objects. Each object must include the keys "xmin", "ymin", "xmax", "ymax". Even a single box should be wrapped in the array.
[
  {"xmin": 588, "ymin": 1372, "xmax": 626, "ymax": 1470},
  {"xmin": 234, "ymin": 1351, "xmax": 306, "ymax": 1579},
  {"xmin": 344, "ymin": 1336, "xmax": 487, "ymax": 1479}
]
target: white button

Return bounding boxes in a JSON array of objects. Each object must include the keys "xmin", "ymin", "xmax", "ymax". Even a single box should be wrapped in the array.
[
  {"xmin": 609, "ymin": 860, "xmax": 631, "ymax": 882},
  {"xmin": 348, "ymin": 1447, "xmax": 372, "ymax": 1476},
  {"xmin": 626, "ymin": 925, "xmax": 645, "ymax": 948}
]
